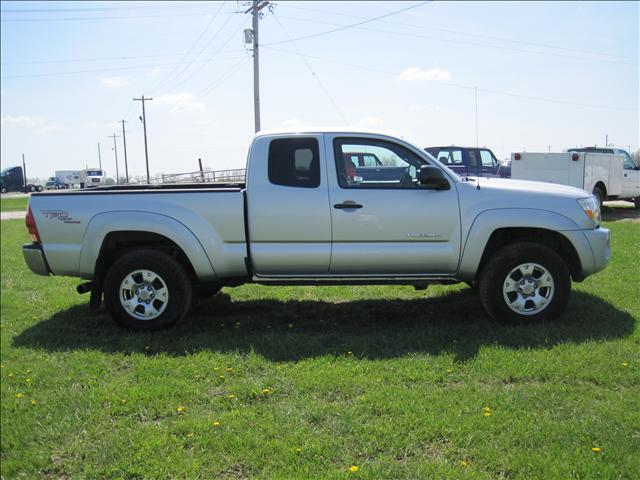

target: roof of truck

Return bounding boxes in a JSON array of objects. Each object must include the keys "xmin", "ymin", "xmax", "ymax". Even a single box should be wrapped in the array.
[{"xmin": 254, "ymin": 127, "xmax": 409, "ymax": 138}]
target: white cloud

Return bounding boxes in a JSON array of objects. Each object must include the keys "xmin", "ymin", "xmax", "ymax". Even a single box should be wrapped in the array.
[
  {"xmin": 354, "ymin": 116, "xmax": 384, "ymax": 128},
  {"xmin": 154, "ymin": 93, "xmax": 206, "ymax": 113},
  {"xmin": 1, "ymin": 115, "xmax": 45, "ymax": 127},
  {"xmin": 38, "ymin": 125, "xmax": 67, "ymax": 134},
  {"xmin": 397, "ymin": 67, "xmax": 452, "ymax": 82},
  {"xmin": 146, "ymin": 68, "xmax": 162, "ymax": 77},
  {"xmin": 100, "ymin": 76, "xmax": 129, "ymax": 87}
]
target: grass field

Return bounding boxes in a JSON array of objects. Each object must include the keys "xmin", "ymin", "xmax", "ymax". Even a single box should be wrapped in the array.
[
  {"xmin": 1, "ymin": 218, "xmax": 639, "ymax": 479},
  {"xmin": 0, "ymin": 196, "xmax": 28, "ymax": 212}
]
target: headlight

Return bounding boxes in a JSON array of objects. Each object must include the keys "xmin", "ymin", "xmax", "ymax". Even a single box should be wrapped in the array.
[{"xmin": 577, "ymin": 196, "xmax": 600, "ymax": 225}]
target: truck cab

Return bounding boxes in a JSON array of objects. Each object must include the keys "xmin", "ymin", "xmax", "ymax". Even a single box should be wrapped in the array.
[{"xmin": 425, "ymin": 146, "xmax": 510, "ymax": 178}]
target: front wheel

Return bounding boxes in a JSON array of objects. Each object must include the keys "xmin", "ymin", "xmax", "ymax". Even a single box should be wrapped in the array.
[
  {"xmin": 479, "ymin": 242, "xmax": 570, "ymax": 323},
  {"xmin": 592, "ymin": 186, "xmax": 605, "ymax": 209},
  {"xmin": 104, "ymin": 250, "xmax": 192, "ymax": 330}
]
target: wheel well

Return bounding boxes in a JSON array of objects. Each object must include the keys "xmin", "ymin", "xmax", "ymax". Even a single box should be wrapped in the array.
[
  {"xmin": 476, "ymin": 227, "xmax": 584, "ymax": 282},
  {"xmin": 96, "ymin": 231, "xmax": 198, "ymax": 282},
  {"xmin": 593, "ymin": 181, "xmax": 607, "ymax": 197}
]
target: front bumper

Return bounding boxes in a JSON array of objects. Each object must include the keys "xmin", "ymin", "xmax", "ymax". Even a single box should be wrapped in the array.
[
  {"xmin": 22, "ymin": 243, "xmax": 51, "ymax": 276},
  {"xmin": 583, "ymin": 227, "xmax": 611, "ymax": 274}
]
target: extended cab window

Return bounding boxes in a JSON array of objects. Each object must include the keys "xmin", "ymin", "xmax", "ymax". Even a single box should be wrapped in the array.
[
  {"xmin": 430, "ymin": 148, "xmax": 462, "ymax": 165},
  {"xmin": 268, "ymin": 137, "xmax": 320, "ymax": 188},
  {"xmin": 335, "ymin": 138, "xmax": 425, "ymax": 189}
]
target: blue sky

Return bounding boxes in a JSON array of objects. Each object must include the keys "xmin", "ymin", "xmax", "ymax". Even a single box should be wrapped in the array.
[{"xmin": 1, "ymin": 1, "xmax": 638, "ymax": 181}]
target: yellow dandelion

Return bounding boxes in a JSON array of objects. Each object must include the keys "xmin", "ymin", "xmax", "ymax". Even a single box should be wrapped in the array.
[
  {"xmin": 261, "ymin": 388, "xmax": 271, "ymax": 395},
  {"xmin": 26, "ymin": 369, "xmax": 31, "ymax": 374},
  {"xmin": 226, "ymin": 367, "xmax": 233, "ymax": 372},
  {"xmin": 591, "ymin": 447, "xmax": 601, "ymax": 453},
  {"xmin": 349, "ymin": 465, "xmax": 359, "ymax": 473},
  {"xmin": 483, "ymin": 412, "xmax": 492, "ymax": 417},
  {"xmin": 447, "ymin": 369, "xmax": 453, "ymax": 374},
  {"xmin": 187, "ymin": 432, "xmax": 194, "ymax": 438},
  {"xmin": 8, "ymin": 373, "xmax": 14, "ymax": 377},
  {"xmin": 25, "ymin": 378, "xmax": 31, "ymax": 383},
  {"xmin": 347, "ymin": 351, "xmax": 353, "ymax": 355},
  {"xmin": 295, "ymin": 448, "xmax": 302, "ymax": 454},
  {"xmin": 227, "ymin": 394, "xmax": 236, "ymax": 400},
  {"xmin": 31, "ymin": 399, "xmax": 38, "ymax": 406},
  {"xmin": 235, "ymin": 321, "xmax": 241, "ymax": 328},
  {"xmin": 15, "ymin": 392, "xmax": 24, "ymax": 399},
  {"xmin": 176, "ymin": 405, "xmax": 186, "ymax": 414},
  {"xmin": 219, "ymin": 375, "xmax": 225, "ymax": 380},
  {"xmin": 213, "ymin": 367, "xmax": 220, "ymax": 372},
  {"xmin": 483, "ymin": 407, "xmax": 491, "ymax": 412},
  {"xmin": 459, "ymin": 460, "xmax": 469, "ymax": 467},
  {"xmin": 121, "ymin": 399, "xmax": 127, "ymax": 404},
  {"xmin": 212, "ymin": 421, "xmax": 221, "ymax": 428},
  {"xmin": 622, "ymin": 362, "xmax": 629, "ymax": 368}
]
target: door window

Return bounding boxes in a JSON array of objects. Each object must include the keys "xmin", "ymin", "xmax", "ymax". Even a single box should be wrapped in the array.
[
  {"xmin": 268, "ymin": 137, "xmax": 320, "ymax": 188},
  {"xmin": 480, "ymin": 150, "xmax": 496, "ymax": 168},
  {"xmin": 335, "ymin": 138, "xmax": 424, "ymax": 189},
  {"xmin": 468, "ymin": 150, "xmax": 479, "ymax": 168},
  {"xmin": 429, "ymin": 148, "xmax": 463, "ymax": 166}
]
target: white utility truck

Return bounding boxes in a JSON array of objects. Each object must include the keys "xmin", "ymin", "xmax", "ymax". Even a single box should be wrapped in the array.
[
  {"xmin": 55, "ymin": 169, "xmax": 106, "ymax": 189},
  {"xmin": 510, "ymin": 151, "xmax": 638, "ymax": 207}
]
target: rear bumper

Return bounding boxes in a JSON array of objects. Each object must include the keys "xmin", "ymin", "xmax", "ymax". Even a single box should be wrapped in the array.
[{"xmin": 22, "ymin": 243, "xmax": 51, "ymax": 276}]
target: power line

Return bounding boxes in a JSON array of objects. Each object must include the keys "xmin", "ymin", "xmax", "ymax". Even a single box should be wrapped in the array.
[
  {"xmin": 272, "ymin": 12, "xmax": 348, "ymax": 125},
  {"xmin": 0, "ymin": 10, "xmax": 237, "ymax": 23},
  {"xmin": 264, "ymin": 46, "xmax": 638, "ymax": 112},
  {"xmin": 197, "ymin": 57, "xmax": 251, "ymax": 98},
  {"xmin": 159, "ymin": 16, "xmax": 249, "ymax": 95},
  {"xmin": 262, "ymin": 1, "xmax": 432, "ymax": 47},
  {"xmin": 272, "ymin": 14, "xmax": 637, "ymax": 66},
  {"xmin": 1, "ymin": 3, "xmax": 220, "ymax": 13},
  {"xmin": 283, "ymin": 3, "xmax": 634, "ymax": 61},
  {"xmin": 0, "ymin": 55, "xmax": 245, "ymax": 79},
  {"xmin": 148, "ymin": 2, "xmax": 227, "ymax": 94}
]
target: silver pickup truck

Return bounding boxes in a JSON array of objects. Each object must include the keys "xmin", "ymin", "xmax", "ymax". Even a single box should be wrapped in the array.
[{"xmin": 23, "ymin": 129, "xmax": 611, "ymax": 330}]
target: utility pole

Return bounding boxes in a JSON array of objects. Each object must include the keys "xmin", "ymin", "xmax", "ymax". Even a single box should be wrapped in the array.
[
  {"xmin": 108, "ymin": 133, "xmax": 121, "ymax": 184},
  {"xmin": 134, "ymin": 95, "xmax": 153, "ymax": 183},
  {"xmin": 605, "ymin": 134, "xmax": 608, "ymax": 147},
  {"xmin": 97, "ymin": 142, "xmax": 102, "ymax": 170},
  {"xmin": 22, "ymin": 153, "xmax": 27, "ymax": 190},
  {"xmin": 474, "ymin": 86, "xmax": 478, "ymax": 148},
  {"xmin": 245, "ymin": 1, "xmax": 270, "ymax": 133},
  {"xmin": 121, "ymin": 120, "xmax": 129, "ymax": 184}
]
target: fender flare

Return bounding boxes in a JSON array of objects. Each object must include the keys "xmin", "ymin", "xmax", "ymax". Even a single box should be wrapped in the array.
[
  {"xmin": 79, "ymin": 211, "xmax": 217, "ymax": 281},
  {"xmin": 457, "ymin": 208, "xmax": 588, "ymax": 280}
]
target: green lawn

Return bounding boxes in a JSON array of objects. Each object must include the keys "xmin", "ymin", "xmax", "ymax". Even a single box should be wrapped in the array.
[
  {"xmin": 1, "ymin": 219, "xmax": 638, "ymax": 479},
  {"xmin": 0, "ymin": 196, "xmax": 28, "ymax": 212}
]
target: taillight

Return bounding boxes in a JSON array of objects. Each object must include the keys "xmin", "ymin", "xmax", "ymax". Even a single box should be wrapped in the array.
[
  {"xmin": 514, "ymin": 153, "xmax": 521, "ymax": 160},
  {"xmin": 572, "ymin": 153, "xmax": 579, "ymax": 161},
  {"xmin": 25, "ymin": 207, "xmax": 41, "ymax": 243}
]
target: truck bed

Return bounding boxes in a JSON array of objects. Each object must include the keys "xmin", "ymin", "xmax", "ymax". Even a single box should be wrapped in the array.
[{"xmin": 32, "ymin": 182, "xmax": 245, "ymax": 195}]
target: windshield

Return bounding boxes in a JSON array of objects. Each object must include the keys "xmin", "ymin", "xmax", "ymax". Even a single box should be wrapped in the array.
[
  {"xmin": 85, "ymin": 170, "xmax": 103, "ymax": 176},
  {"xmin": 421, "ymin": 149, "xmax": 462, "ymax": 181}
]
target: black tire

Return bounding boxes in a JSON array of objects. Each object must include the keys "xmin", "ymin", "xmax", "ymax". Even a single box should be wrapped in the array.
[
  {"xmin": 634, "ymin": 198, "xmax": 640, "ymax": 209},
  {"xmin": 104, "ymin": 249, "xmax": 192, "ymax": 330},
  {"xmin": 28, "ymin": 185, "xmax": 36, "ymax": 193},
  {"xmin": 592, "ymin": 186, "xmax": 605, "ymax": 209},
  {"xmin": 1, "ymin": 187, "xmax": 6, "ymax": 194},
  {"xmin": 479, "ymin": 242, "xmax": 570, "ymax": 324},
  {"xmin": 36, "ymin": 185, "xmax": 43, "ymax": 192}
]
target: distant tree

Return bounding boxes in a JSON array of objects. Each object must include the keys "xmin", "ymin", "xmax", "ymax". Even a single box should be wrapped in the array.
[
  {"xmin": 103, "ymin": 177, "xmax": 115, "ymax": 185},
  {"xmin": 633, "ymin": 149, "xmax": 640, "ymax": 165}
]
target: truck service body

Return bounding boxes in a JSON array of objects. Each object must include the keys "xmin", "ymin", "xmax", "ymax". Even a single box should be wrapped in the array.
[{"xmin": 23, "ymin": 130, "xmax": 611, "ymax": 329}]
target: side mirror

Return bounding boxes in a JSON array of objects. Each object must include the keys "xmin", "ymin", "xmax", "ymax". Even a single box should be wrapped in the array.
[{"xmin": 418, "ymin": 165, "xmax": 450, "ymax": 190}]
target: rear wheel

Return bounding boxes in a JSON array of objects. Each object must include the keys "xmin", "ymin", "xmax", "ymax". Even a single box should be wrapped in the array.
[
  {"xmin": 104, "ymin": 250, "xmax": 192, "ymax": 330},
  {"xmin": 634, "ymin": 198, "xmax": 640, "ymax": 209},
  {"xmin": 479, "ymin": 242, "xmax": 570, "ymax": 323},
  {"xmin": 36, "ymin": 185, "xmax": 43, "ymax": 192}
]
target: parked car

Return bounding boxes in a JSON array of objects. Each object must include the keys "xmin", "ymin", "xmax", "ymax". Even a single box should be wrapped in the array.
[
  {"xmin": 23, "ymin": 129, "xmax": 610, "ymax": 329},
  {"xmin": 425, "ymin": 146, "xmax": 510, "ymax": 178}
]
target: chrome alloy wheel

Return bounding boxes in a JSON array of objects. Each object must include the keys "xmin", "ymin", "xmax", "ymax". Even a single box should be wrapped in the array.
[
  {"xmin": 502, "ymin": 262, "xmax": 554, "ymax": 316},
  {"xmin": 119, "ymin": 269, "xmax": 169, "ymax": 320}
]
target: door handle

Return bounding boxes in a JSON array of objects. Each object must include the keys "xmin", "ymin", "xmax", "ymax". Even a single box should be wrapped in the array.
[{"xmin": 334, "ymin": 202, "xmax": 363, "ymax": 209}]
